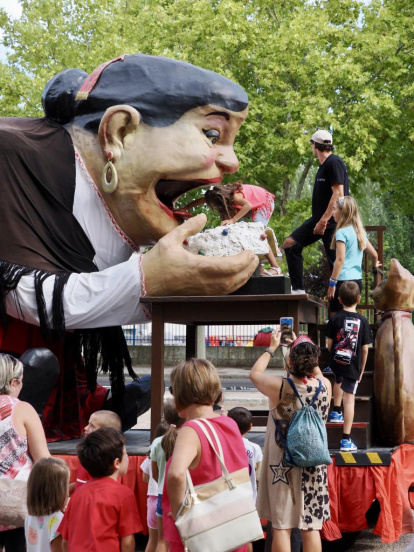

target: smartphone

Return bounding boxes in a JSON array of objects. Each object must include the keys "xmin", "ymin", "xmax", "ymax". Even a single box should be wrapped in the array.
[{"xmin": 280, "ymin": 317, "xmax": 294, "ymax": 345}]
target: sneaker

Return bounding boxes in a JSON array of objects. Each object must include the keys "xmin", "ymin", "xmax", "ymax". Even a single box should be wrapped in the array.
[
  {"xmin": 329, "ymin": 411, "xmax": 344, "ymax": 423},
  {"xmin": 323, "ymin": 366, "xmax": 333, "ymax": 373},
  {"xmin": 291, "ymin": 288, "xmax": 306, "ymax": 295},
  {"xmin": 340, "ymin": 439, "xmax": 357, "ymax": 452}
]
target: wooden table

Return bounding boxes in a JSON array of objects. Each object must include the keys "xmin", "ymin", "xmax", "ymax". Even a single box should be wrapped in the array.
[{"xmin": 141, "ymin": 293, "xmax": 326, "ymax": 438}]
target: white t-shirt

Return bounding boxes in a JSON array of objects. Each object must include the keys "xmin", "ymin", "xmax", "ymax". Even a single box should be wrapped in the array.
[
  {"xmin": 243, "ymin": 437, "xmax": 263, "ymax": 501},
  {"xmin": 25, "ymin": 511, "xmax": 64, "ymax": 551},
  {"xmin": 6, "ymin": 148, "xmax": 151, "ymax": 329},
  {"xmin": 140, "ymin": 456, "xmax": 158, "ymax": 496},
  {"xmin": 150, "ymin": 436, "xmax": 167, "ymax": 495}
]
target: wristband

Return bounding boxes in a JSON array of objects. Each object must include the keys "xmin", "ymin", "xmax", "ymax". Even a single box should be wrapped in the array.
[
  {"xmin": 329, "ymin": 281, "xmax": 337, "ymax": 287},
  {"xmin": 265, "ymin": 348, "xmax": 275, "ymax": 358}
]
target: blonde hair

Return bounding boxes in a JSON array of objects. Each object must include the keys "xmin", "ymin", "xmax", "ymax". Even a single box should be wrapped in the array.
[
  {"xmin": 0, "ymin": 354, "xmax": 23, "ymax": 395},
  {"xmin": 170, "ymin": 358, "xmax": 222, "ymax": 412},
  {"xmin": 27, "ymin": 458, "xmax": 70, "ymax": 516},
  {"xmin": 331, "ymin": 196, "xmax": 366, "ymax": 251},
  {"xmin": 90, "ymin": 410, "xmax": 122, "ymax": 430}
]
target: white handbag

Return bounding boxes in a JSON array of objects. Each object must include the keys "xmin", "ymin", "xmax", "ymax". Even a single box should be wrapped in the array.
[
  {"xmin": 0, "ymin": 477, "xmax": 28, "ymax": 527},
  {"xmin": 174, "ymin": 418, "xmax": 263, "ymax": 552}
]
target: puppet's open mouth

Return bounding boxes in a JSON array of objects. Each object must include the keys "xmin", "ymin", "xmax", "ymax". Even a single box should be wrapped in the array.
[{"xmin": 155, "ymin": 179, "xmax": 212, "ymax": 221}]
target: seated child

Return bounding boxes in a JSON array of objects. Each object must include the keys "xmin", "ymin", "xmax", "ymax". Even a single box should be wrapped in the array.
[
  {"xmin": 70, "ymin": 409, "xmax": 122, "ymax": 494},
  {"xmin": 59, "ymin": 427, "xmax": 142, "ymax": 552},
  {"xmin": 25, "ymin": 457, "xmax": 70, "ymax": 552},
  {"xmin": 227, "ymin": 406, "xmax": 262, "ymax": 501},
  {"xmin": 326, "ymin": 281, "xmax": 372, "ymax": 451}
]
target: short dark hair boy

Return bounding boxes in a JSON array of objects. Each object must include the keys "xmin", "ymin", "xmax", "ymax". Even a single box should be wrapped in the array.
[
  {"xmin": 338, "ymin": 281, "xmax": 360, "ymax": 307},
  {"xmin": 227, "ymin": 406, "xmax": 253, "ymax": 435},
  {"xmin": 326, "ymin": 282, "xmax": 372, "ymax": 453},
  {"xmin": 59, "ymin": 427, "xmax": 142, "ymax": 551},
  {"xmin": 227, "ymin": 406, "xmax": 262, "ymax": 502},
  {"xmin": 77, "ymin": 427, "xmax": 125, "ymax": 478}
]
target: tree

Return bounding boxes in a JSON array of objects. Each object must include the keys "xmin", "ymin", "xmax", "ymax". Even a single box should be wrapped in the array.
[{"xmin": 1, "ymin": 0, "xmax": 413, "ymax": 282}]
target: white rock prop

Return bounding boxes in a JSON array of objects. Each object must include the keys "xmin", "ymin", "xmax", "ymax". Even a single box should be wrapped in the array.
[{"xmin": 184, "ymin": 221, "xmax": 269, "ymax": 256}]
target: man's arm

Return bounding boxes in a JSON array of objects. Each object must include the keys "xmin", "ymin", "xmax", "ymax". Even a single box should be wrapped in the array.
[{"xmin": 313, "ymin": 183, "xmax": 344, "ymax": 235}]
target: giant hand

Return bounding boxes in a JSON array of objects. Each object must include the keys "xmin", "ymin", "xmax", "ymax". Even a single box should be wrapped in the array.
[{"xmin": 142, "ymin": 214, "xmax": 259, "ymax": 296}]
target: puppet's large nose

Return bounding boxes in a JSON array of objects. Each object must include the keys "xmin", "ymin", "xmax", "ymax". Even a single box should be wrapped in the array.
[{"xmin": 216, "ymin": 146, "xmax": 239, "ymax": 174}]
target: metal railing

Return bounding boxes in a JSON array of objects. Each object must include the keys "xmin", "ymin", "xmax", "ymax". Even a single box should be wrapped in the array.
[{"xmin": 123, "ymin": 323, "xmax": 309, "ymax": 346}]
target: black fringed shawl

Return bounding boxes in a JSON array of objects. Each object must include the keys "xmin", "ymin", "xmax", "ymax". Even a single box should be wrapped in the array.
[{"xmin": 0, "ymin": 117, "xmax": 136, "ymax": 401}]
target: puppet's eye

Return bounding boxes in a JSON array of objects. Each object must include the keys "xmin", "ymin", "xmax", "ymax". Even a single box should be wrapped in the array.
[{"xmin": 203, "ymin": 129, "xmax": 220, "ymax": 144}]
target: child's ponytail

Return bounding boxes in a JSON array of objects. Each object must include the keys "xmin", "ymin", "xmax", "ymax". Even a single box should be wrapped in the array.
[{"xmin": 161, "ymin": 399, "xmax": 185, "ymax": 461}]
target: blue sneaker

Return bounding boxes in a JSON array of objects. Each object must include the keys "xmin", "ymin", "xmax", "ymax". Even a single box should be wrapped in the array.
[
  {"xmin": 323, "ymin": 366, "xmax": 333, "ymax": 373},
  {"xmin": 340, "ymin": 439, "xmax": 357, "ymax": 452},
  {"xmin": 329, "ymin": 411, "xmax": 344, "ymax": 423}
]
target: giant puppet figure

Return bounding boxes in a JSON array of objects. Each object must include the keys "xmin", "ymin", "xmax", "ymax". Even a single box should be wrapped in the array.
[
  {"xmin": 0, "ymin": 54, "xmax": 258, "ymax": 440},
  {"xmin": 372, "ymin": 259, "xmax": 414, "ymax": 446}
]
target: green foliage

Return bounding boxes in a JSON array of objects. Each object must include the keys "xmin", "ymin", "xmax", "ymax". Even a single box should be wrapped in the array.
[{"xmin": 0, "ymin": 0, "xmax": 413, "ymax": 273}]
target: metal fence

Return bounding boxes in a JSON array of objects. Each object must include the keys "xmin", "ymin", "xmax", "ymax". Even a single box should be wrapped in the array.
[{"xmin": 123, "ymin": 323, "xmax": 308, "ymax": 346}]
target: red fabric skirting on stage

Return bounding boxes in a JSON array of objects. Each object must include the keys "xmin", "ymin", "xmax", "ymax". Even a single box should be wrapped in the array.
[
  {"xmin": 56, "ymin": 455, "xmax": 149, "ymax": 535},
  {"xmin": 57, "ymin": 444, "xmax": 414, "ymax": 544},
  {"xmin": 322, "ymin": 444, "xmax": 414, "ymax": 543}
]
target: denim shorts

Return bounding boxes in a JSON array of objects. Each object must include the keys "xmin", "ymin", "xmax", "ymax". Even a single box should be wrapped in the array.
[{"xmin": 156, "ymin": 493, "xmax": 163, "ymax": 517}]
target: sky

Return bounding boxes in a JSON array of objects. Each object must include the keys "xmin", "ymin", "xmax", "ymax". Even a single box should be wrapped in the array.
[
  {"xmin": 0, "ymin": 0, "xmax": 21, "ymax": 18},
  {"xmin": 0, "ymin": 0, "xmax": 22, "ymax": 60}
]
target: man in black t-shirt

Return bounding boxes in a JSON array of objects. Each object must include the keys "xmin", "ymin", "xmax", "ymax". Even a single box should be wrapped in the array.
[{"xmin": 283, "ymin": 129, "xmax": 349, "ymax": 293}]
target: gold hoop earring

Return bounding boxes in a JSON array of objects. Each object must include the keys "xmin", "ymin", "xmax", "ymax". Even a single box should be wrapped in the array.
[{"xmin": 101, "ymin": 152, "xmax": 118, "ymax": 194}]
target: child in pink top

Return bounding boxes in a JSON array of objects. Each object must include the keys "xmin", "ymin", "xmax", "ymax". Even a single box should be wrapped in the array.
[{"xmin": 182, "ymin": 181, "xmax": 282, "ymax": 275}]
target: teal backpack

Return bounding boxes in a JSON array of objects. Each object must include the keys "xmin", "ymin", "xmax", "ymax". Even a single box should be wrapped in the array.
[{"xmin": 273, "ymin": 377, "xmax": 332, "ymax": 467}]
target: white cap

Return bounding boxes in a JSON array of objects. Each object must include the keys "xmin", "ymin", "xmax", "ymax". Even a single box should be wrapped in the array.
[{"xmin": 311, "ymin": 130, "xmax": 333, "ymax": 145}]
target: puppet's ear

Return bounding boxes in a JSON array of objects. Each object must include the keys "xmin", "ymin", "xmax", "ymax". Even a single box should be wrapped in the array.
[{"xmin": 98, "ymin": 105, "xmax": 141, "ymax": 161}]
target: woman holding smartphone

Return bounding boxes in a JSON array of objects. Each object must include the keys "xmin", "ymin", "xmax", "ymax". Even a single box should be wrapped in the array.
[{"xmin": 250, "ymin": 330, "xmax": 331, "ymax": 552}]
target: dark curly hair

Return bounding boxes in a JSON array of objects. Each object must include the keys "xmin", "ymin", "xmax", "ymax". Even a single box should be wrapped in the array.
[
  {"xmin": 205, "ymin": 181, "xmax": 243, "ymax": 220},
  {"xmin": 289, "ymin": 341, "xmax": 320, "ymax": 378}
]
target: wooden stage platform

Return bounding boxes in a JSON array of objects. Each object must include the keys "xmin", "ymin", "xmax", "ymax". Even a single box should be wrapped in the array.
[{"xmin": 141, "ymin": 292, "xmax": 326, "ymax": 438}]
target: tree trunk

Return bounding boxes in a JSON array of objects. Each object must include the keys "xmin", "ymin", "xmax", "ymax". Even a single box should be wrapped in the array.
[
  {"xmin": 281, "ymin": 177, "xmax": 291, "ymax": 215},
  {"xmin": 295, "ymin": 158, "xmax": 313, "ymax": 200}
]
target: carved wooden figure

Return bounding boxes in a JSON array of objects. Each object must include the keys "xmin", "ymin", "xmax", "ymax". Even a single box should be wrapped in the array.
[{"xmin": 372, "ymin": 259, "xmax": 414, "ymax": 446}]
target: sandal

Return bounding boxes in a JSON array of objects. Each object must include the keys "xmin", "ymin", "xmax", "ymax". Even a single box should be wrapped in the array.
[{"xmin": 261, "ymin": 267, "xmax": 283, "ymax": 277}]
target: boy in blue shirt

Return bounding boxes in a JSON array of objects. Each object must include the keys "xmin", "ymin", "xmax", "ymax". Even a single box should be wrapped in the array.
[{"xmin": 326, "ymin": 281, "xmax": 372, "ymax": 451}]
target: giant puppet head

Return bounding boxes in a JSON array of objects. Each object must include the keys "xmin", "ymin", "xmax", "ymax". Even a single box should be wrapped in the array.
[{"xmin": 42, "ymin": 54, "xmax": 249, "ymax": 246}]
